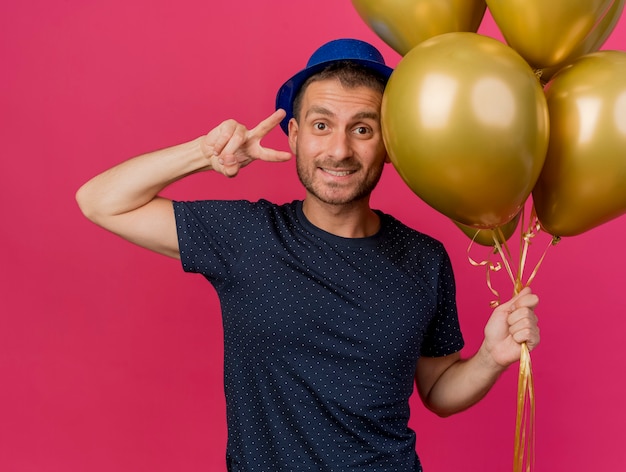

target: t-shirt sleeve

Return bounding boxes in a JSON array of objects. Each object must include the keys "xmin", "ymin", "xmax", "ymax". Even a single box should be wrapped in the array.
[
  {"xmin": 173, "ymin": 200, "xmax": 243, "ymax": 284},
  {"xmin": 420, "ymin": 248, "xmax": 465, "ymax": 357}
]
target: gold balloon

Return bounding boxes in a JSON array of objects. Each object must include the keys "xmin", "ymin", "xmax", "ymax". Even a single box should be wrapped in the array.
[
  {"xmin": 454, "ymin": 211, "xmax": 521, "ymax": 246},
  {"xmin": 537, "ymin": 0, "xmax": 625, "ymax": 82},
  {"xmin": 486, "ymin": 0, "xmax": 617, "ymax": 69},
  {"xmin": 351, "ymin": 0, "xmax": 486, "ymax": 56},
  {"xmin": 533, "ymin": 51, "xmax": 626, "ymax": 237},
  {"xmin": 382, "ymin": 32, "xmax": 549, "ymax": 229}
]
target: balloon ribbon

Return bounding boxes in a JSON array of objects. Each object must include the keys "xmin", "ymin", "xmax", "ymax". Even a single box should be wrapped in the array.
[
  {"xmin": 514, "ymin": 341, "xmax": 535, "ymax": 472},
  {"xmin": 466, "ymin": 206, "xmax": 559, "ymax": 472}
]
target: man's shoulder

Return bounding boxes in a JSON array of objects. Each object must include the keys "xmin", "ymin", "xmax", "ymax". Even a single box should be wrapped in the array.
[
  {"xmin": 173, "ymin": 199, "xmax": 302, "ymax": 232},
  {"xmin": 378, "ymin": 211, "xmax": 445, "ymax": 250},
  {"xmin": 174, "ymin": 198, "xmax": 299, "ymax": 214}
]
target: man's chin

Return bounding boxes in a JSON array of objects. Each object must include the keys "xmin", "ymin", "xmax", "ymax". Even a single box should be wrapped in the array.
[{"xmin": 309, "ymin": 190, "xmax": 371, "ymax": 207}]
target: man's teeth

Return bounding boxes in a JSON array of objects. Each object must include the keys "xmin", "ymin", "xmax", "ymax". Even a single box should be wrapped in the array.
[{"xmin": 323, "ymin": 168, "xmax": 353, "ymax": 176}]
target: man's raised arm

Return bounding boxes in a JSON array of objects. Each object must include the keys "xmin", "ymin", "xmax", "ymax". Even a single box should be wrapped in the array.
[{"xmin": 75, "ymin": 109, "xmax": 291, "ymax": 258}]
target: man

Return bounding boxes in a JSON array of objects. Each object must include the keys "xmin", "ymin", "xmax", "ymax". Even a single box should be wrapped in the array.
[{"xmin": 76, "ymin": 38, "xmax": 539, "ymax": 472}]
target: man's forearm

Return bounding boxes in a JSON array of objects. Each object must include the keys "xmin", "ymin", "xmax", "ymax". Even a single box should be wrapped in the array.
[{"xmin": 424, "ymin": 343, "xmax": 507, "ymax": 417}]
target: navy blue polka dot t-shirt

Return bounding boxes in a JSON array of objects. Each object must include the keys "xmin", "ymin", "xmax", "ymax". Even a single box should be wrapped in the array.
[{"xmin": 173, "ymin": 199, "xmax": 464, "ymax": 472}]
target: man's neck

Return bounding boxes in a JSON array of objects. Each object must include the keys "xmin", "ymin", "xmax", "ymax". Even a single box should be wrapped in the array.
[{"xmin": 301, "ymin": 197, "xmax": 380, "ymax": 238}]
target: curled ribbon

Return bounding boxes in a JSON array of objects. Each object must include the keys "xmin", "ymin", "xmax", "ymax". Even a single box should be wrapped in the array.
[
  {"xmin": 466, "ymin": 205, "xmax": 559, "ymax": 472},
  {"xmin": 466, "ymin": 233, "xmax": 503, "ymax": 308}
]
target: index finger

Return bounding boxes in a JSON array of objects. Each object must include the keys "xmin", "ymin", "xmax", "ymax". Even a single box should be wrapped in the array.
[
  {"xmin": 249, "ymin": 109, "xmax": 287, "ymax": 139},
  {"xmin": 511, "ymin": 287, "xmax": 539, "ymax": 311},
  {"xmin": 495, "ymin": 287, "xmax": 536, "ymax": 316}
]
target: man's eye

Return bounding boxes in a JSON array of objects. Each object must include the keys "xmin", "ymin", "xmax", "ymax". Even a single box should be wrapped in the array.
[
  {"xmin": 314, "ymin": 122, "xmax": 327, "ymax": 131},
  {"xmin": 354, "ymin": 126, "xmax": 369, "ymax": 135}
]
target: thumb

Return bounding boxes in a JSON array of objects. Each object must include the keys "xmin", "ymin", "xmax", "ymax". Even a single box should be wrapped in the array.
[{"xmin": 210, "ymin": 154, "xmax": 241, "ymax": 178}]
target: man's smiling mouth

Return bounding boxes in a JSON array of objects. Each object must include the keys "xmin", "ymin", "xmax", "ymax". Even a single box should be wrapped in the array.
[{"xmin": 321, "ymin": 168, "xmax": 356, "ymax": 177}]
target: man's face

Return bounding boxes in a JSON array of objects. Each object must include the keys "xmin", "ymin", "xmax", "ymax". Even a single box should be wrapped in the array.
[{"xmin": 288, "ymin": 78, "xmax": 389, "ymax": 206}]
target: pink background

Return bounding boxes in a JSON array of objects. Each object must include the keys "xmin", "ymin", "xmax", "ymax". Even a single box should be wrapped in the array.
[{"xmin": 1, "ymin": 1, "xmax": 625, "ymax": 471}]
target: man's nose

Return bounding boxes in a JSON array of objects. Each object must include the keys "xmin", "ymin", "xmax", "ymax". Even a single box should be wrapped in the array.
[{"xmin": 328, "ymin": 130, "xmax": 353, "ymax": 159}]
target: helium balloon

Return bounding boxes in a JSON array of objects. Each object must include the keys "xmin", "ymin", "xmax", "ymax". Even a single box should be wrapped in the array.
[
  {"xmin": 538, "ymin": 0, "xmax": 625, "ymax": 83},
  {"xmin": 533, "ymin": 51, "xmax": 626, "ymax": 237},
  {"xmin": 454, "ymin": 211, "xmax": 521, "ymax": 246},
  {"xmin": 382, "ymin": 32, "xmax": 549, "ymax": 229},
  {"xmin": 486, "ymin": 0, "xmax": 617, "ymax": 69},
  {"xmin": 351, "ymin": 0, "xmax": 486, "ymax": 55}
]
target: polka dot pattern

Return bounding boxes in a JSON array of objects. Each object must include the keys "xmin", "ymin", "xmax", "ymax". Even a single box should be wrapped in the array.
[{"xmin": 174, "ymin": 199, "xmax": 464, "ymax": 472}]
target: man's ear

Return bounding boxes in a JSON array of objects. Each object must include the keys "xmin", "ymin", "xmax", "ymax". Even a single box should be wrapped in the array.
[{"xmin": 287, "ymin": 118, "xmax": 298, "ymax": 154}]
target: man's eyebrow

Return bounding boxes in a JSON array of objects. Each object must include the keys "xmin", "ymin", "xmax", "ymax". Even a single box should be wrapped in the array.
[
  {"xmin": 352, "ymin": 111, "xmax": 380, "ymax": 121},
  {"xmin": 305, "ymin": 106, "xmax": 334, "ymax": 119},
  {"xmin": 304, "ymin": 107, "xmax": 380, "ymax": 121}
]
